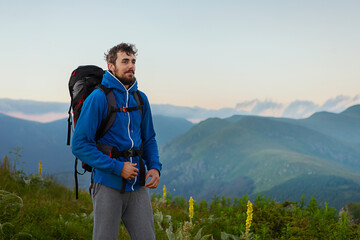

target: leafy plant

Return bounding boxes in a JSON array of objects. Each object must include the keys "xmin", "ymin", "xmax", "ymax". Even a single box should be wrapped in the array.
[{"xmin": 2, "ymin": 154, "xmax": 360, "ymax": 239}]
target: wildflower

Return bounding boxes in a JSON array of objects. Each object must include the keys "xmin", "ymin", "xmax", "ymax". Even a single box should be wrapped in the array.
[
  {"xmin": 39, "ymin": 161, "xmax": 42, "ymax": 175},
  {"xmin": 189, "ymin": 196, "xmax": 194, "ymax": 222},
  {"xmin": 246, "ymin": 200, "xmax": 253, "ymax": 233},
  {"xmin": 163, "ymin": 185, "xmax": 167, "ymax": 198}
]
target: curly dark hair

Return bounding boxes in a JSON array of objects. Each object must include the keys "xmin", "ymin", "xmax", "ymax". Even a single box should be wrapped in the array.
[{"xmin": 104, "ymin": 43, "xmax": 138, "ymax": 65}]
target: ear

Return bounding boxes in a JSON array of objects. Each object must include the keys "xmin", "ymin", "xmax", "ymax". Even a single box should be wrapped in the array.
[{"xmin": 108, "ymin": 62, "xmax": 115, "ymax": 73}]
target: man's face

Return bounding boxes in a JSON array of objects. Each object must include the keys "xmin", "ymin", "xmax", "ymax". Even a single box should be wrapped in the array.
[{"xmin": 108, "ymin": 51, "xmax": 136, "ymax": 86}]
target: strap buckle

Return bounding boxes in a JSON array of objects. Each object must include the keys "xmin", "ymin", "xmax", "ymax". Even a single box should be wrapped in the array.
[
  {"xmin": 119, "ymin": 106, "xmax": 127, "ymax": 112},
  {"xmin": 123, "ymin": 149, "xmax": 134, "ymax": 158}
]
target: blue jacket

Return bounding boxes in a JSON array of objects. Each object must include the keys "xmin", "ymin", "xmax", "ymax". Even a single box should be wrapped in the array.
[{"xmin": 71, "ymin": 70, "xmax": 162, "ymax": 192}]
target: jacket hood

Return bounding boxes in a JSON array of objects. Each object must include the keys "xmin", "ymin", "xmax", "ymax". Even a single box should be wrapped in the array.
[{"xmin": 102, "ymin": 70, "xmax": 138, "ymax": 93}]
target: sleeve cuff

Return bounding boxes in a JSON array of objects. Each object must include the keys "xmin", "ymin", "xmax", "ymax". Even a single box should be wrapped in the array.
[{"xmin": 112, "ymin": 161, "xmax": 124, "ymax": 176}]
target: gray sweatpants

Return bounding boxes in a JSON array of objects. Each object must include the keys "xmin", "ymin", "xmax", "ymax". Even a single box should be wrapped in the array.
[{"xmin": 91, "ymin": 182, "xmax": 156, "ymax": 240}]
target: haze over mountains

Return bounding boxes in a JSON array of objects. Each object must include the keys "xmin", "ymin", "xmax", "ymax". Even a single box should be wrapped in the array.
[
  {"xmin": 0, "ymin": 98, "xmax": 359, "ymax": 209},
  {"xmin": 0, "ymin": 94, "xmax": 359, "ymax": 122}
]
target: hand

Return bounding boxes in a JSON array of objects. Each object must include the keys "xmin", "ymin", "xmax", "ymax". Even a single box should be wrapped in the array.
[
  {"xmin": 120, "ymin": 162, "xmax": 138, "ymax": 180},
  {"xmin": 145, "ymin": 169, "xmax": 160, "ymax": 188}
]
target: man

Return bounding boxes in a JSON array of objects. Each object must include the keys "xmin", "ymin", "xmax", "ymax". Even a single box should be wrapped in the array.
[{"xmin": 71, "ymin": 43, "xmax": 162, "ymax": 240}]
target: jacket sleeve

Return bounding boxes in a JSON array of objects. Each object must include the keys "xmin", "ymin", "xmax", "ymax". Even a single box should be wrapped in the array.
[
  {"xmin": 71, "ymin": 90, "xmax": 124, "ymax": 175},
  {"xmin": 140, "ymin": 92, "xmax": 162, "ymax": 175}
]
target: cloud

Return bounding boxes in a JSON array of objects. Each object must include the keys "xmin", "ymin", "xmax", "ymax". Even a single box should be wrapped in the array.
[
  {"xmin": 155, "ymin": 95, "xmax": 360, "ymax": 121},
  {"xmin": 4, "ymin": 112, "xmax": 68, "ymax": 123},
  {"xmin": 235, "ymin": 100, "xmax": 259, "ymax": 112},
  {"xmin": 1, "ymin": 94, "xmax": 360, "ymax": 123},
  {"xmin": 319, "ymin": 95, "xmax": 360, "ymax": 113},
  {"xmin": 234, "ymin": 95, "xmax": 360, "ymax": 119},
  {"xmin": 251, "ymin": 101, "xmax": 283, "ymax": 115},
  {"xmin": 235, "ymin": 99, "xmax": 284, "ymax": 117},
  {"xmin": 235, "ymin": 99, "xmax": 284, "ymax": 116},
  {"xmin": 282, "ymin": 100, "xmax": 319, "ymax": 118}
]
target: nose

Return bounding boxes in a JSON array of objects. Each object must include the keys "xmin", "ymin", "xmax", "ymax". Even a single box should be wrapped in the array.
[{"xmin": 129, "ymin": 63, "xmax": 135, "ymax": 70}]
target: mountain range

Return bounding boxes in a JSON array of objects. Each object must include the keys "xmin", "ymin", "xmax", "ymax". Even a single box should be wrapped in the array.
[
  {"xmin": 1, "ymin": 95, "xmax": 359, "ymax": 122},
  {"xmin": 157, "ymin": 105, "xmax": 360, "ymax": 209},
  {"xmin": 0, "ymin": 113, "xmax": 193, "ymax": 176},
  {"xmin": 1, "ymin": 104, "xmax": 359, "ymax": 209}
]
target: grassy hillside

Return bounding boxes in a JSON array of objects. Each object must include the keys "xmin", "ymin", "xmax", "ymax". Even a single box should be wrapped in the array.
[
  {"xmin": 274, "ymin": 104, "xmax": 360, "ymax": 144},
  {"xmin": 261, "ymin": 174, "xmax": 360, "ymax": 210},
  {"xmin": 0, "ymin": 114, "xmax": 73, "ymax": 174},
  {"xmin": 153, "ymin": 114, "xmax": 194, "ymax": 147},
  {"xmin": 2, "ymin": 158, "xmax": 360, "ymax": 239},
  {"xmin": 0, "ymin": 113, "xmax": 192, "ymax": 175},
  {"xmin": 228, "ymin": 105, "xmax": 360, "ymax": 144},
  {"xmin": 159, "ymin": 115, "xmax": 360, "ymax": 208},
  {"xmin": 0, "ymin": 161, "xmax": 93, "ymax": 239}
]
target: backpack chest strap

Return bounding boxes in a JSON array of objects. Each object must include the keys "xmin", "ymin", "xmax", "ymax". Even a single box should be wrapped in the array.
[
  {"xmin": 113, "ymin": 105, "xmax": 142, "ymax": 113},
  {"xmin": 96, "ymin": 144, "xmax": 143, "ymax": 158}
]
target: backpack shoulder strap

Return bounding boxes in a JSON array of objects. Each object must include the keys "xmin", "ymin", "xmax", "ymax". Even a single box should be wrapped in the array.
[
  {"xmin": 132, "ymin": 90, "xmax": 143, "ymax": 120},
  {"xmin": 95, "ymin": 85, "xmax": 117, "ymax": 142},
  {"xmin": 132, "ymin": 90, "xmax": 145, "ymax": 186}
]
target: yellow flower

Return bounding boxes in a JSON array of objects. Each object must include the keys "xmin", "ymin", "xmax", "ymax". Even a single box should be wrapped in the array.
[
  {"xmin": 39, "ymin": 161, "xmax": 42, "ymax": 175},
  {"xmin": 189, "ymin": 196, "xmax": 194, "ymax": 221},
  {"xmin": 246, "ymin": 200, "xmax": 253, "ymax": 233},
  {"xmin": 163, "ymin": 185, "xmax": 167, "ymax": 198}
]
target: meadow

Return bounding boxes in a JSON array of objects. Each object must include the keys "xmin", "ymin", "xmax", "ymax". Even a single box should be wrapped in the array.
[{"xmin": 1, "ymin": 155, "xmax": 360, "ymax": 240}]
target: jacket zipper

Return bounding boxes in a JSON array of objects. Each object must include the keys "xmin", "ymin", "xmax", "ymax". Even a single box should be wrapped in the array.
[
  {"xmin": 126, "ymin": 89, "xmax": 137, "ymax": 191},
  {"xmin": 108, "ymin": 71, "xmax": 138, "ymax": 191}
]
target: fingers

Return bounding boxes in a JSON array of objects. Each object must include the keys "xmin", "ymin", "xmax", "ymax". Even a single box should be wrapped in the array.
[
  {"xmin": 121, "ymin": 165, "xmax": 160, "ymax": 188},
  {"xmin": 145, "ymin": 170, "xmax": 160, "ymax": 188},
  {"xmin": 145, "ymin": 171, "xmax": 150, "ymax": 182},
  {"xmin": 145, "ymin": 176, "xmax": 159, "ymax": 188},
  {"xmin": 128, "ymin": 171, "xmax": 138, "ymax": 180},
  {"xmin": 129, "ymin": 162, "xmax": 138, "ymax": 169},
  {"xmin": 120, "ymin": 162, "xmax": 138, "ymax": 179},
  {"xmin": 128, "ymin": 167, "xmax": 138, "ymax": 180}
]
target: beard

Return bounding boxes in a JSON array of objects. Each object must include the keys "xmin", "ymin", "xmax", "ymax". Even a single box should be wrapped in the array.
[
  {"xmin": 112, "ymin": 69, "xmax": 135, "ymax": 86},
  {"xmin": 116, "ymin": 75, "xmax": 135, "ymax": 86}
]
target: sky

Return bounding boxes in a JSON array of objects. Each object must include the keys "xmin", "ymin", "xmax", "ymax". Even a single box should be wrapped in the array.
[{"xmin": 1, "ymin": 0, "xmax": 360, "ymax": 110}]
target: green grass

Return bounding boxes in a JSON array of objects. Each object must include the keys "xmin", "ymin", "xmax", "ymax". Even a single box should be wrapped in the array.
[
  {"xmin": 0, "ymin": 165, "xmax": 93, "ymax": 240},
  {"xmin": 1, "ymin": 158, "xmax": 360, "ymax": 240}
]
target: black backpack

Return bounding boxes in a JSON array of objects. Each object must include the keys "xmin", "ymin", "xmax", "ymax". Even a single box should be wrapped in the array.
[{"xmin": 67, "ymin": 65, "xmax": 144, "ymax": 199}]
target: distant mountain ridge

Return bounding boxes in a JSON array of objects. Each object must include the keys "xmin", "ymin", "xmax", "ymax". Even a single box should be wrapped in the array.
[
  {"xmin": 0, "ymin": 98, "xmax": 68, "ymax": 114},
  {"xmin": 157, "ymin": 105, "xmax": 360, "ymax": 209},
  {"xmin": 280, "ymin": 105, "xmax": 360, "ymax": 143},
  {"xmin": 1, "ymin": 95, "xmax": 359, "ymax": 122}
]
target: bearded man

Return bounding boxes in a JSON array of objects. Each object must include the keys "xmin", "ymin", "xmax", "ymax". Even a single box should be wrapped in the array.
[{"xmin": 72, "ymin": 43, "xmax": 162, "ymax": 240}]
